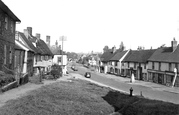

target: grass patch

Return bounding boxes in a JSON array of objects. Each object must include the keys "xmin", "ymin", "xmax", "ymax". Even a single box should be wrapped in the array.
[{"xmin": 0, "ymin": 79, "xmax": 178, "ymax": 115}]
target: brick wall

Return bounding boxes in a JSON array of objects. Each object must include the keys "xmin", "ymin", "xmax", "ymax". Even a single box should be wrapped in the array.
[{"xmin": 0, "ymin": 9, "xmax": 16, "ymax": 71}]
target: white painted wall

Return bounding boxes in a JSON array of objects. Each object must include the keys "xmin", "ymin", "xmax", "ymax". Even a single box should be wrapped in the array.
[{"xmin": 53, "ymin": 55, "xmax": 67, "ymax": 66}]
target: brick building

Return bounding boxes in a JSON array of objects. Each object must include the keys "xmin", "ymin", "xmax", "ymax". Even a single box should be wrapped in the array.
[{"xmin": 0, "ymin": 1, "xmax": 21, "ymax": 71}]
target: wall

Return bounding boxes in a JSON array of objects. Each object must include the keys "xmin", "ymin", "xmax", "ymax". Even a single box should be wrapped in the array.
[
  {"xmin": 0, "ymin": 9, "xmax": 16, "ymax": 71},
  {"xmin": 53, "ymin": 55, "xmax": 67, "ymax": 65}
]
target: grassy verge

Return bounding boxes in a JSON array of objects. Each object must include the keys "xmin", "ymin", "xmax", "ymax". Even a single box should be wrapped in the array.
[{"xmin": 0, "ymin": 79, "xmax": 178, "ymax": 115}]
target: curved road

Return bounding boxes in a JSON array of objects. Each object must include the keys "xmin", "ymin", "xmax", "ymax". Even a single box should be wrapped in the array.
[{"xmin": 68, "ymin": 63, "xmax": 179, "ymax": 104}]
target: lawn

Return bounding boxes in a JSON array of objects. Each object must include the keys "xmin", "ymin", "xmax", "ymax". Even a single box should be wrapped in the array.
[{"xmin": 0, "ymin": 79, "xmax": 178, "ymax": 115}]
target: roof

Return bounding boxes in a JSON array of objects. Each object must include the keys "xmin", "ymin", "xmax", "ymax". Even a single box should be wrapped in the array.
[
  {"xmin": 148, "ymin": 45, "xmax": 179, "ymax": 63},
  {"xmin": 0, "ymin": 0, "xmax": 21, "ymax": 22},
  {"xmin": 110, "ymin": 50, "xmax": 128, "ymax": 61},
  {"xmin": 100, "ymin": 49, "xmax": 117, "ymax": 62},
  {"xmin": 52, "ymin": 49, "xmax": 66, "ymax": 55},
  {"xmin": 123, "ymin": 49, "xmax": 156, "ymax": 63},
  {"xmin": 36, "ymin": 39, "xmax": 53, "ymax": 56},
  {"xmin": 15, "ymin": 43, "xmax": 24, "ymax": 51},
  {"xmin": 19, "ymin": 32, "xmax": 40, "ymax": 54}
]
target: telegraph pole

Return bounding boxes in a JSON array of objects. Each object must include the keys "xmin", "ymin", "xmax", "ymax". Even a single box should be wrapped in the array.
[{"xmin": 59, "ymin": 36, "xmax": 66, "ymax": 76}]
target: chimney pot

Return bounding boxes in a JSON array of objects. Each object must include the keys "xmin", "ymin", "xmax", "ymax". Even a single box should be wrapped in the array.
[
  {"xmin": 36, "ymin": 33, "xmax": 40, "ymax": 40},
  {"xmin": 27, "ymin": 27, "xmax": 32, "ymax": 35}
]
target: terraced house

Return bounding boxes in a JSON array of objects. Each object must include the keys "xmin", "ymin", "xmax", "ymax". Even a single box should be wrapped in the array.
[
  {"xmin": 148, "ymin": 38, "xmax": 179, "ymax": 87},
  {"xmin": 121, "ymin": 49, "xmax": 156, "ymax": 81},
  {"xmin": 0, "ymin": 0, "xmax": 21, "ymax": 71},
  {"xmin": 15, "ymin": 27, "xmax": 53, "ymax": 76}
]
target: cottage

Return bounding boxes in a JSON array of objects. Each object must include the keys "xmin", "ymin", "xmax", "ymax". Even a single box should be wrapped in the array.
[
  {"xmin": 0, "ymin": 0, "xmax": 21, "ymax": 71},
  {"xmin": 122, "ymin": 49, "xmax": 156, "ymax": 81},
  {"xmin": 109, "ymin": 50, "xmax": 130, "ymax": 75}
]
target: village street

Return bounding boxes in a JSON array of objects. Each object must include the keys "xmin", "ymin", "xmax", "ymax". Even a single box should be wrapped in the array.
[{"xmin": 68, "ymin": 63, "xmax": 179, "ymax": 104}]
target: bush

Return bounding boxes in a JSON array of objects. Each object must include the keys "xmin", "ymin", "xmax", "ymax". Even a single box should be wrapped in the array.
[
  {"xmin": 50, "ymin": 69, "xmax": 62, "ymax": 78},
  {"xmin": 0, "ymin": 74, "xmax": 15, "ymax": 88},
  {"xmin": 44, "ymin": 75, "xmax": 55, "ymax": 80}
]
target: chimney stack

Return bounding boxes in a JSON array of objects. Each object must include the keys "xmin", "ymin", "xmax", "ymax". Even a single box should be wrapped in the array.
[
  {"xmin": 112, "ymin": 46, "xmax": 116, "ymax": 53},
  {"xmin": 171, "ymin": 38, "xmax": 177, "ymax": 52},
  {"xmin": 24, "ymin": 29, "xmax": 29, "ymax": 39},
  {"xmin": 59, "ymin": 45, "xmax": 61, "ymax": 50},
  {"xmin": 36, "ymin": 33, "xmax": 40, "ymax": 40},
  {"xmin": 46, "ymin": 35, "xmax": 50, "ymax": 46},
  {"xmin": 27, "ymin": 27, "xmax": 32, "ymax": 35}
]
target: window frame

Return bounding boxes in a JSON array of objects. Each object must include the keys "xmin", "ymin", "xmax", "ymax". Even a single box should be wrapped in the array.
[
  {"xmin": 5, "ymin": 16, "xmax": 8, "ymax": 30},
  {"xmin": 10, "ymin": 20, "xmax": 14, "ymax": 33},
  {"xmin": 9, "ymin": 46, "xmax": 12, "ymax": 64},
  {"xmin": 4, "ymin": 45, "xmax": 7, "ymax": 64},
  {"xmin": 152, "ymin": 62, "xmax": 154, "ymax": 69}
]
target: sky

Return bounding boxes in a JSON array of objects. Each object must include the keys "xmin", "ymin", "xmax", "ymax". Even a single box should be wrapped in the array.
[{"xmin": 2, "ymin": 0, "xmax": 179, "ymax": 53}]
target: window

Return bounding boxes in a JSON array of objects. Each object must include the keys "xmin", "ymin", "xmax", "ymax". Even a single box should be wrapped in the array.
[
  {"xmin": 58, "ymin": 57, "xmax": 62, "ymax": 63},
  {"xmin": 9, "ymin": 46, "xmax": 12, "ymax": 64},
  {"xmin": 169, "ymin": 63, "xmax": 172, "ymax": 71},
  {"xmin": 4, "ymin": 45, "xmax": 7, "ymax": 64},
  {"xmin": 128, "ymin": 62, "xmax": 130, "ymax": 68},
  {"xmin": 152, "ymin": 62, "xmax": 154, "ymax": 69},
  {"xmin": 11, "ymin": 21, "xmax": 14, "ymax": 33},
  {"xmin": 144, "ymin": 63, "xmax": 146, "ymax": 69},
  {"xmin": 159, "ymin": 62, "xmax": 161, "ymax": 71},
  {"xmin": 115, "ymin": 62, "xmax": 118, "ymax": 66},
  {"xmin": 134, "ymin": 63, "xmax": 136, "ymax": 68},
  {"xmin": 5, "ymin": 16, "xmax": 8, "ymax": 30},
  {"xmin": 175, "ymin": 63, "xmax": 178, "ymax": 71}
]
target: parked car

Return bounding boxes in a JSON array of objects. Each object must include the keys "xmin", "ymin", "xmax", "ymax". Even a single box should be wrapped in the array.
[{"xmin": 84, "ymin": 72, "xmax": 91, "ymax": 78}]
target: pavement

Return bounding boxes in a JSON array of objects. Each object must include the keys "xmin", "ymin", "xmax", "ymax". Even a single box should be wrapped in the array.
[{"xmin": 92, "ymin": 72, "xmax": 179, "ymax": 94}]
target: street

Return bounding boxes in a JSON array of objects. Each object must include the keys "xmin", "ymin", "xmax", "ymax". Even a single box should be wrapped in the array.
[{"xmin": 68, "ymin": 63, "xmax": 179, "ymax": 104}]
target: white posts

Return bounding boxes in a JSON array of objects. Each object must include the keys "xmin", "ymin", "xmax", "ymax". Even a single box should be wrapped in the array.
[{"xmin": 171, "ymin": 68, "xmax": 177, "ymax": 87}]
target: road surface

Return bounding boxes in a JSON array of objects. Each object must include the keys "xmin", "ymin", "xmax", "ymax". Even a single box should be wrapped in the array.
[{"xmin": 68, "ymin": 63, "xmax": 179, "ymax": 104}]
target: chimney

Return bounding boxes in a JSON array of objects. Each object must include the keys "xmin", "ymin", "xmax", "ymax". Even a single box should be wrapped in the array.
[
  {"xmin": 27, "ymin": 27, "xmax": 32, "ymax": 35},
  {"xmin": 112, "ymin": 46, "xmax": 116, "ymax": 53},
  {"xmin": 46, "ymin": 35, "xmax": 50, "ymax": 46},
  {"xmin": 36, "ymin": 33, "xmax": 40, "ymax": 40},
  {"xmin": 24, "ymin": 29, "xmax": 29, "ymax": 39},
  {"xmin": 171, "ymin": 38, "xmax": 177, "ymax": 52}
]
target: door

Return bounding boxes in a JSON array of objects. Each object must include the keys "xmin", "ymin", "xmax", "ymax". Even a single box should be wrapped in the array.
[{"xmin": 137, "ymin": 67, "xmax": 143, "ymax": 80}]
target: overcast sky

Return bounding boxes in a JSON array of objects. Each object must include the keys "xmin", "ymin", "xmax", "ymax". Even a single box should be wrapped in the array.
[{"xmin": 3, "ymin": 0, "xmax": 179, "ymax": 53}]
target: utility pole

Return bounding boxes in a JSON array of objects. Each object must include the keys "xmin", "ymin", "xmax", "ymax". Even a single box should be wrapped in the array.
[{"xmin": 59, "ymin": 36, "xmax": 66, "ymax": 76}]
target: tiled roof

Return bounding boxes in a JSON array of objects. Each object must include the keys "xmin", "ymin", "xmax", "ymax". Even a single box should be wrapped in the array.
[
  {"xmin": 19, "ymin": 32, "xmax": 41, "ymax": 54},
  {"xmin": 100, "ymin": 49, "xmax": 117, "ymax": 62},
  {"xmin": 148, "ymin": 46, "xmax": 179, "ymax": 63},
  {"xmin": 0, "ymin": 1, "xmax": 21, "ymax": 22},
  {"xmin": 110, "ymin": 50, "xmax": 128, "ymax": 61},
  {"xmin": 123, "ymin": 49, "xmax": 156, "ymax": 63}
]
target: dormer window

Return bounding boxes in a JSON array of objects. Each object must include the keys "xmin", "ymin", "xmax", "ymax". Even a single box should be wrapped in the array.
[{"xmin": 5, "ymin": 16, "xmax": 8, "ymax": 30}]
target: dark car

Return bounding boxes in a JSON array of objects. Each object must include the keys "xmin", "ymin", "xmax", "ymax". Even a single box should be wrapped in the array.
[
  {"xmin": 84, "ymin": 72, "xmax": 91, "ymax": 78},
  {"xmin": 71, "ymin": 66, "xmax": 78, "ymax": 71}
]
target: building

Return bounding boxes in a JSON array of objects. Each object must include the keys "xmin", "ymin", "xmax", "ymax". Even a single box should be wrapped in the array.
[
  {"xmin": 109, "ymin": 50, "xmax": 130, "ymax": 75},
  {"xmin": 0, "ymin": 0, "xmax": 21, "ymax": 71},
  {"xmin": 121, "ymin": 49, "xmax": 156, "ymax": 81},
  {"xmin": 148, "ymin": 38, "xmax": 179, "ymax": 87}
]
